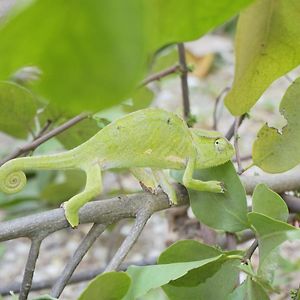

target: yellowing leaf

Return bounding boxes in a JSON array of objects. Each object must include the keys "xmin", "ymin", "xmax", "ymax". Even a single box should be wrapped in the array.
[
  {"xmin": 253, "ymin": 78, "xmax": 300, "ymax": 173},
  {"xmin": 225, "ymin": 0, "xmax": 300, "ymax": 115}
]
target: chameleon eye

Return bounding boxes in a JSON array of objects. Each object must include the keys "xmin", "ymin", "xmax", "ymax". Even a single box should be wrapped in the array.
[{"xmin": 214, "ymin": 138, "xmax": 226, "ymax": 152}]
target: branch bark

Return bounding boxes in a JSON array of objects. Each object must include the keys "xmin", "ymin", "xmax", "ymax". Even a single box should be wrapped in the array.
[
  {"xmin": 105, "ymin": 210, "xmax": 150, "ymax": 272},
  {"xmin": 177, "ymin": 43, "xmax": 190, "ymax": 120},
  {"xmin": 141, "ymin": 65, "xmax": 181, "ymax": 86},
  {"xmin": 50, "ymin": 223, "xmax": 107, "ymax": 298},
  {"xmin": 0, "ymin": 187, "xmax": 189, "ymax": 242}
]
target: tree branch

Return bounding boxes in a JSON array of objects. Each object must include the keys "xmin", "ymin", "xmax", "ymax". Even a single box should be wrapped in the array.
[
  {"xmin": 19, "ymin": 235, "xmax": 45, "ymax": 300},
  {"xmin": 233, "ymin": 116, "xmax": 244, "ymax": 174},
  {"xmin": 141, "ymin": 64, "xmax": 181, "ymax": 86},
  {"xmin": 0, "ymin": 112, "xmax": 89, "ymax": 166},
  {"xmin": 0, "ymin": 258, "xmax": 157, "ymax": 296},
  {"xmin": 225, "ymin": 114, "xmax": 246, "ymax": 141},
  {"xmin": 213, "ymin": 86, "xmax": 230, "ymax": 130},
  {"xmin": 0, "ymin": 187, "xmax": 189, "ymax": 242},
  {"xmin": 242, "ymin": 239, "xmax": 258, "ymax": 263},
  {"xmin": 241, "ymin": 169, "xmax": 300, "ymax": 195},
  {"xmin": 105, "ymin": 210, "xmax": 151, "ymax": 272},
  {"xmin": 177, "ymin": 43, "xmax": 190, "ymax": 120},
  {"xmin": 50, "ymin": 223, "xmax": 107, "ymax": 298}
]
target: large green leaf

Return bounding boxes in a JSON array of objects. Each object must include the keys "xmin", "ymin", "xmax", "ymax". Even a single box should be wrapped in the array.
[
  {"xmin": 248, "ymin": 212, "xmax": 300, "ymax": 265},
  {"xmin": 162, "ymin": 259, "xmax": 240, "ymax": 300},
  {"xmin": 173, "ymin": 162, "xmax": 249, "ymax": 232},
  {"xmin": 228, "ymin": 277, "xmax": 269, "ymax": 300},
  {"xmin": 252, "ymin": 78, "xmax": 300, "ymax": 173},
  {"xmin": 0, "ymin": 81, "xmax": 37, "ymax": 138},
  {"xmin": 252, "ymin": 184, "xmax": 288, "ymax": 222},
  {"xmin": 0, "ymin": 0, "xmax": 253, "ymax": 114},
  {"xmin": 124, "ymin": 256, "xmax": 223, "ymax": 300},
  {"xmin": 225, "ymin": 0, "xmax": 300, "ymax": 115},
  {"xmin": 78, "ymin": 271, "xmax": 131, "ymax": 300}
]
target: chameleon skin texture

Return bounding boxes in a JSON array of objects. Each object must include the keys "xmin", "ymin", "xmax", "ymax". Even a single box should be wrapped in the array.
[{"xmin": 0, "ymin": 108, "xmax": 234, "ymax": 227}]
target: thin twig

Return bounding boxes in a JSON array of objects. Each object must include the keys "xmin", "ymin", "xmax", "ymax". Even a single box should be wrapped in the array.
[
  {"xmin": 233, "ymin": 116, "xmax": 244, "ymax": 174},
  {"xmin": 242, "ymin": 239, "xmax": 258, "ymax": 263},
  {"xmin": 105, "ymin": 210, "xmax": 151, "ymax": 272},
  {"xmin": 177, "ymin": 43, "xmax": 190, "ymax": 120},
  {"xmin": 232, "ymin": 154, "xmax": 252, "ymax": 163},
  {"xmin": 141, "ymin": 64, "xmax": 181, "ymax": 86},
  {"xmin": 19, "ymin": 236, "xmax": 45, "ymax": 300},
  {"xmin": 225, "ymin": 114, "xmax": 246, "ymax": 141},
  {"xmin": 50, "ymin": 223, "xmax": 107, "ymax": 298},
  {"xmin": 0, "ymin": 258, "xmax": 157, "ymax": 296},
  {"xmin": 0, "ymin": 112, "xmax": 89, "ymax": 166},
  {"xmin": 213, "ymin": 86, "xmax": 230, "ymax": 130}
]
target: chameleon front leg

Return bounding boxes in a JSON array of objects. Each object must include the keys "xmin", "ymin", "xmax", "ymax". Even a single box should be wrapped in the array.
[
  {"xmin": 63, "ymin": 163, "xmax": 102, "ymax": 227},
  {"xmin": 183, "ymin": 157, "xmax": 224, "ymax": 193},
  {"xmin": 130, "ymin": 168, "xmax": 157, "ymax": 193}
]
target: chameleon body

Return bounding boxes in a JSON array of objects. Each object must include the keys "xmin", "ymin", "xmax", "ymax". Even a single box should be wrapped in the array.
[{"xmin": 0, "ymin": 108, "xmax": 234, "ymax": 227}]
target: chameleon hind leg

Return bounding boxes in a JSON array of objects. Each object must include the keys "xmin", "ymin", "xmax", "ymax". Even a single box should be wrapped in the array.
[
  {"xmin": 63, "ymin": 163, "xmax": 102, "ymax": 227},
  {"xmin": 152, "ymin": 169, "xmax": 178, "ymax": 204},
  {"xmin": 131, "ymin": 168, "xmax": 178, "ymax": 204},
  {"xmin": 183, "ymin": 157, "xmax": 224, "ymax": 193},
  {"xmin": 130, "ymin": 168, "xmax": 158, "ymax": 193}
]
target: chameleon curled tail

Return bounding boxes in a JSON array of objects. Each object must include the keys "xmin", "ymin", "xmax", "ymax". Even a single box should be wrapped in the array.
[
  {"xmin": 0, "ymin": 150, "xmax": 78, "ymax": 194},
  {"xmin": 0, "ymin": 167, "xmax": 27, "ymax": 194}
]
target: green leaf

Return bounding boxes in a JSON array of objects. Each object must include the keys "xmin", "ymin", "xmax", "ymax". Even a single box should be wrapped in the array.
[
  {"xmin": 228, "ymin": 277, "xmax": 269, "ymax": 300},
  {"xmin": 252, "ymin": 184, "xmax": 289, "ymax": 222},
  {"xmin": 225, "ymin": 0, "xmax": 300, "ymax": 115},
  {"xmin": 162, "ymin": 259, "xmax": 240, "ymax": 300},
  {"xmin": 146, "ymin": 1, "xmax": 254, "ymax": 51},
  {"xmin": 0, "ymin": 81, "xmax": 37, "ymax": 138},
  {"xmin": 78, "ymin": 271, "xmax": 131, "ymax": 300},
  {"xmin": 0, "ymin": 0, "xmax": 253, "ymax": 114},
  {"xmin": 252, "ymin": 78, "xmax": 300, "ymax": 173},
  {"xmin": 248, "ymin": 212, "xmax": 300, "ymax": 265},
  {"xmin": 122, "ymin": 87, "xmax": 154, "ymax": 113},
  {"xmin": 173, "ymin": 161, "xmax": 249, "ymax": 232},
  {"xmin": 158, "ymin": 240, "xmax": 225, "ymax": 287},
  {"xmin": 124, "ymin": 256, "xmax": 223, "ymax": 300},
  {"xmin": 56, "ymin": 117, "xmax": 101, "ymax": 149},
  {"xmin": 40, "ymin": 170, "xmax": 85, "ymax": 206}
]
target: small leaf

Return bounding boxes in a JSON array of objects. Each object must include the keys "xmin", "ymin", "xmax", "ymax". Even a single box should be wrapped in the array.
[
  {"xmin": 225, "ymin": 0, "xmax": 300, "ymax": 115},
  {"xmin": 248, "ymin": 212, "xmax": 300, "ymax": 266},
  {"xmin": 123, "ymin": 86, "xmax": 154, "ymax": 113},
  {"xmin": 124, "ymin": 256, "xmax": 223, "ymax": 300},
  {"xmin": 252, "ymin": 184, "xmax": 289, "ymax": 222},
  {"xmin": 173, "ymin": 162, "xmax": 249, "ymax": 232},
  {"xmin": 0, "ymin": 81, "xmax": 37, "ymax": 138},
  {"xmin": 228, "ymin": 277, "xmax": 270, "ymax": 300},
  {"xmin": 78, "ymin": 272, "xmax": 131, "ymax": 300},
  {"xmin": 56, "ymin": 117, "xmax": 101, "ymax": 149},
  {"xmin": 253, "ymin": 78, "xmax": 300, "ymax": 173}
]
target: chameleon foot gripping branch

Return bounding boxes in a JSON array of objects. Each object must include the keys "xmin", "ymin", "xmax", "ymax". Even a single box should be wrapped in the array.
[{"xmin": 0, "ymin": 108, "xmax": 234, "ymax": 227}]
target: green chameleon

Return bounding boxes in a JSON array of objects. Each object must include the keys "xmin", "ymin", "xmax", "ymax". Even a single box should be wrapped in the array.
[{"xmin": 0, "ymin": 108, "xmax": 234, "ymax": 227}]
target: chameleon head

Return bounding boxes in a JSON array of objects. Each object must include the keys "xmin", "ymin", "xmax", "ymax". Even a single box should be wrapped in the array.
[{"xmin": 190, "ymin": 129, "xmax": 235, "ymax": 169}]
